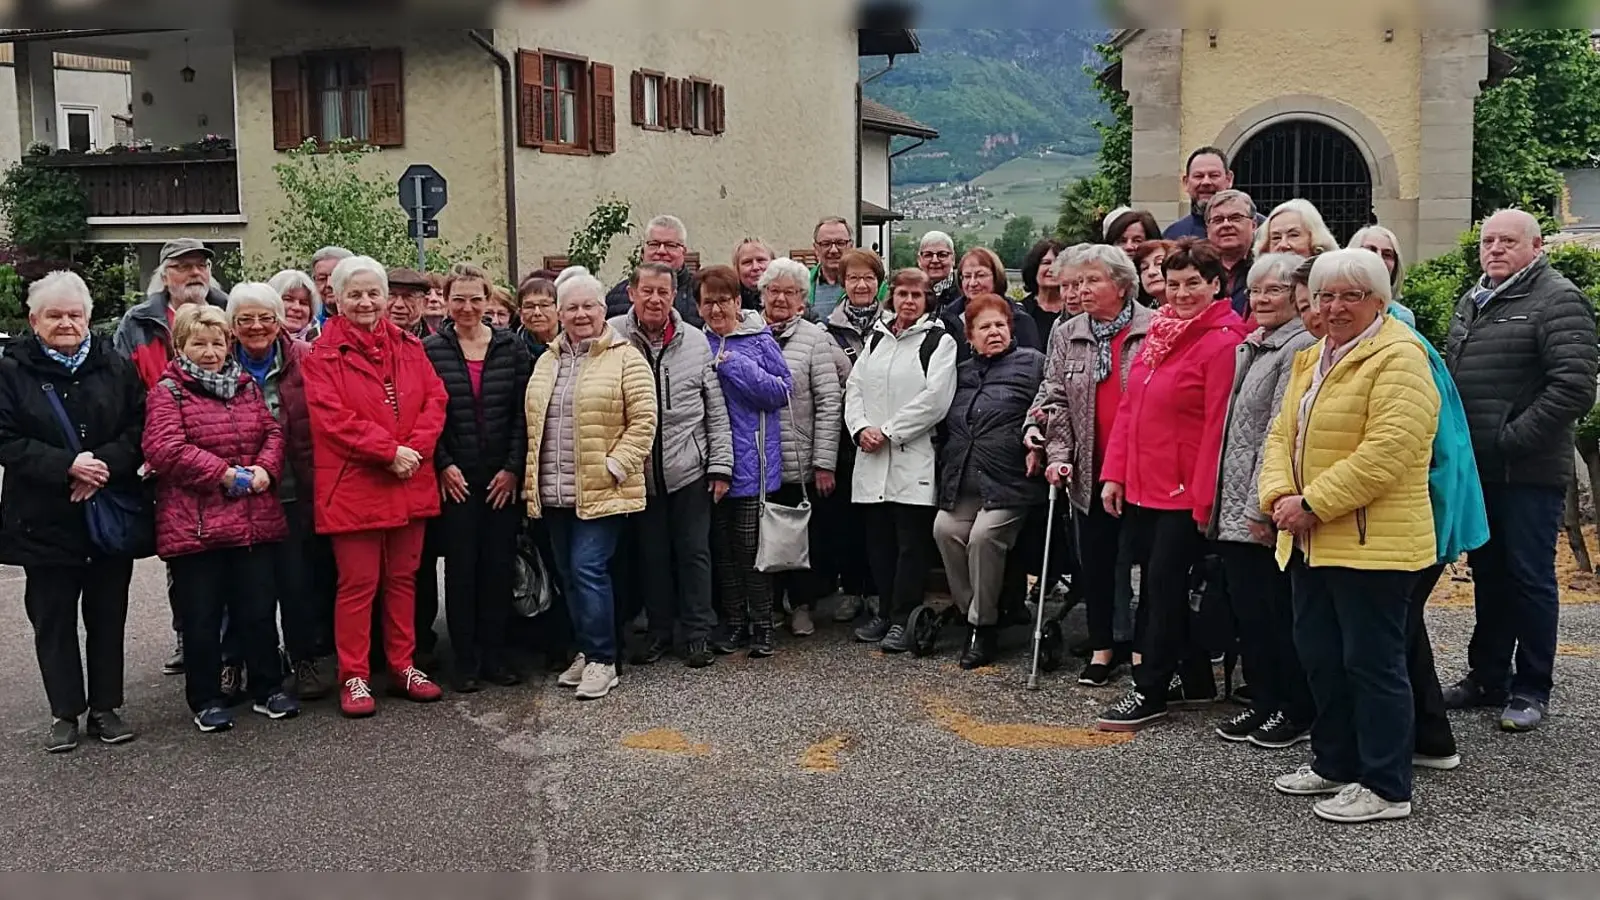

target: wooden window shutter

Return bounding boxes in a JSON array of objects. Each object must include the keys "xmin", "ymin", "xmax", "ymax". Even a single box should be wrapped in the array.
[
  {"xmin": 664, "ymin": 77, "xmax": 681, "ymax": 130},
  {"xmin": 681, "ymin": 78, "xmax": 696, "ymax": 130},
  {"xmin": 543, "ymin": 255, "xmax": 571, "ymax": 270},
  {"xmin": 368, "ymin": 48, "xmax": 405, "ymax": 146},
  {"xmin": 712, "ymin": 84, "xmax": 725, "ymax": 134},
  {"xmin": 629, "ymin": 70, "xmax": 646, "ymax": 126},
  {"xmin": 684, "ymin": 252, "xmax": 701, "ymax": 273},
  {"xmin": 270, "ymin": 55, "xmax": 305, "ymax": 150},
  {"xmin": 516, "ymin": 50, "xmax": 544, "ymax": 147},
  {"xmin": 590, "ymin": 62, "xmax": 616, "ymax": 153}
]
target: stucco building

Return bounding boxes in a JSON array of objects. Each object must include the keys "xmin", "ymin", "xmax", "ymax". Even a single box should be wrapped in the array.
[
  {"xmin": 859, "ymin": 97, "xmax": 937, "ymax": 257},
  {"xmin": 1110, "ymin": 27, "xmax": 1508, "ymax": 261}
]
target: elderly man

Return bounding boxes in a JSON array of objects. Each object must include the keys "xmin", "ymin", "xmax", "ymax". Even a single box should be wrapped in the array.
[
  {"xmin": 387, "ymin": 268, "xmax": 434, "ymax": 338},
  {"xmin": 310, "ymin": 247, "xmax": 353, "ymax": 318},
  {"xmin": 1204, "ymin": 189, "xmax": 1258, "ymax": 317},
  {"xmin": 605, "ymin": 215, "xmax": 701, "ymax": 326},
  {"xmin": 608, "ymin": 262, "xmax": 733, "ymax": 668},
  {"xmin": 1444, "ymin": 209, "xmax": 1599, "ymax": 733},
  {"xmin": 1164, "ymin": 147, "xmax": 1264, "ymax": 240},
  {"xmin": 918, "ymin": 231, "xmax": 962, "ymax": 317},
  {"xmin": 809, "ymin": 217, "xmax": 854, "ymax": 319}
]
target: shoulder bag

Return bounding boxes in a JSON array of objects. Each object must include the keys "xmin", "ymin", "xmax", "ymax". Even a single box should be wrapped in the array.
[
  {"xmin": 41, "ymin": 382, "xmax": 156, "ymax": 559},
  {"xmin": 754, "ymin": 411, "xmax": 811, "ymax": 572}
]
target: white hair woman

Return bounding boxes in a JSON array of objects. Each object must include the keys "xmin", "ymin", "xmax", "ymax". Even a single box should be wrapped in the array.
[
  {"xmin": 524, "ymin": 266, "xmax": 657, "ymax": 699},
  {"xmin": 0, "ymin": 271, "xmax": 149, "ymax": 751},
  {"xmin": 1348, "ymin": 225, "xmax": 1414, "ymax": 328},
  {"xmin": 310, "ymin": 246, "xmax": 354, "ymax": 313},
  {"xmin": 1260, "ymin": 248, "xmax": 1440, "ymax": 823},
  {"xmin": 917, "ymin": 230, "xmax": 960, "ymax": 313},
  {"xmin": 1254, "ymin": 199, "xmax": 1339, "ymax": 258},
  {"xmin": 268, "ymin": 269, "xmax": 321, "ymax": 340},
  {"xmin": 302, "ymin": 255, "xmax": 448, "ymax": 717}
]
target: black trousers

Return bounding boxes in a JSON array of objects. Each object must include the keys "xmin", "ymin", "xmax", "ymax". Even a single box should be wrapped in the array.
[
  {"xmin": 1121, "ymin": 505, "xmax": 1212, "ymax": 697},
  {"xmin": 1218, "ymin": 540, "xmax": 1313, "ymax": 723},
  {"xmin": 170, "ymin": 545, "xmax": 283, "ymax": 713},
  {"xmin": 1409, "ymin": 563, "xmax": 1455, "ymax": 758},
  {"xmin": 862, "ymin": 502, "xmax": 936, "ymax": 623},
  {"xmin": 1077, "ymin": 497, "xmax": 1123, "ymax": 651},
  {"xmin": 813, "ymin": 442, "xmax": 876, "ymax": 598},
  {"xmin": 414, "ymin": 519, "xmax": 443, "ymax": 655},
  {"xmin": 631, "ymin": 478, "xmax": 716, "ymax": 645},
  {"xmin": 771, "ymin": 481, "xmax": 835, "ymax": 612},
  {"xmin": 276, "ymin": 499, "xmax": 333, "ymax": 663},
  {"xmin": 24, "ymin": 559, "xmax": 134, "ymax": 720},
  {"xmin": 441, "ymin": 481, "xmax": 522, "ymax": 677}
]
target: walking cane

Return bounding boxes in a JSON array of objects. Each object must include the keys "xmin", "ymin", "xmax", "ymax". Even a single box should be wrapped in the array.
[{"xmin": 1027, "ymin": 482, "xmax": 1060, "ymax": 691}]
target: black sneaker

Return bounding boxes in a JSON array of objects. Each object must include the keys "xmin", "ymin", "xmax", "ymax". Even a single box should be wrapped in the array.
[
  {"xmin": 630, "ymin": 637, "xmax": 670, "ymax": 666},
  {"xmin": 86, "ymin": 710, "xmax": 135, "ymax": 745},
  {"xmin": 1442, "ymin": 677, "xmax": 1506, "ymax": 710},
  {"xmin": 1166, "ymin": 672, "xmax": 1218, "ymax": 709},
  {"xmin": 483, "ymin": 666, "xmax": 523, "ymax": 687},
  {"xmin": 1078, "ymin": 660, "xmax": 1114, "ymax": 687},
  {"xmin": 1096, "ymin": 691, "xmax": 1167, "ymax": 732},
  {"xmin": 45, "ymin": 718, "xmax": 79, "ymax": 754},
  {"xmin": 162, "ymin": 637, "xmax": 185, "ymax": 675},
  {"xmin": 880, "ymin": 624, "xmax": 911, "ymax": 653},
  {"xmin": 684, "ymin": 639, "xmax": 714, "ymax": 669},
  {"xmin": 712, "ymin": 624, "xmax": 748, "ymax": 655},
  {"xmin": 1248, "ymin": 711, "xmax": 1312, "ymax": 749},
  {"xmin": 854, "ymin": 616, "xmax": 891, "ymax": 643},
  {"xmin": 748, "ymin": 625, "xmax": 775, "ymax": 659},
  {"xmin": 1215, "ymin": 707, "xmax": 1271, "ymax": 742},
  {"xmin": 452, "ymin": 676, "xmax": 483, "ymax": 694}
]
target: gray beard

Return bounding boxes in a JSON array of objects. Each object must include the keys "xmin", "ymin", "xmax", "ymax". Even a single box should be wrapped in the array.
[{"xmin": 168, "ymin": 284, "xmax": 208, "ymax": 306}]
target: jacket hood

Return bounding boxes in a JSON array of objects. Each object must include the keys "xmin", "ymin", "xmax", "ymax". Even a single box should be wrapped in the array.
[
  {"xmin": 556, "ymin": 324, "xmax": 628, "ymax": 358},
  {"xmin": 720, "ymin": 310, "xmax": 771, "ymax": 339},
  {"xmin": 874, "ymin": 310, "xmax": 944, "ymax": 339},
  {"xmin": 1254, "ymin": 315, "xmax": 1309, "ymax": 351},
  {"xmin": 1059, "ymin": 301, "xmax": 1155, "ymax": 343},
  {"xmin": 613, "ymin": 307, "xmax": 685, "ymax": 347}
]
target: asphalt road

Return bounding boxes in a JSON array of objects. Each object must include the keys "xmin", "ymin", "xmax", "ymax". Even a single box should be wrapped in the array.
[{"xmin": 0, "ymin": 558, "xmax": 1596, "ymax": 871}]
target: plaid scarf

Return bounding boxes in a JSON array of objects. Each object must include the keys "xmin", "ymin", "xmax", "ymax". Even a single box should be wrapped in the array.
[
  {"xmin": 38, "ymin": 334, "xmax": 91, "ymax": 373},
  {"xmin": 1089, "ymin": 301, "xmax": 1134, "ymax": 382},
  {"xmin": 177, "ymin": 355, "xmax": 245, "ymax": 400},
  {"xmin": 841, "ymin": 300, "xmax": 880, "ymax": 336}
]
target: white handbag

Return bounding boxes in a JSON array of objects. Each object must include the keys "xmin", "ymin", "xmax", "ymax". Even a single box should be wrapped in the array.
[{"xmin": 754, "ymin": 413, "xmax": 812, "ymax": 573}]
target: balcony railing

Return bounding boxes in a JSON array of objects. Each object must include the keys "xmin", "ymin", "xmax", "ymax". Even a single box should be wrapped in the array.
[{"xmin": 27, "ymin": 149, "xmax": 240, "ymax": 218}]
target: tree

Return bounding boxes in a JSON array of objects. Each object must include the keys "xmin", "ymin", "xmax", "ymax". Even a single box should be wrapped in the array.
[
  {"xmin": 566, "ymin": 198, "xmax": 632, "ymax": 274},
  {"xmin": 994, "ymin": 215, "xmax": 1037, "ymax": 268},
  {"xmin": 0, "ymin": 153, "xmax": 89, "ymax": 259},
  {"xmin": 1055, "ymin": 42, "xmax": 1129, "ymax": 244},
  {"xmin": 890, "ymin": 232, "xmax": 917, "ymax": 269}
]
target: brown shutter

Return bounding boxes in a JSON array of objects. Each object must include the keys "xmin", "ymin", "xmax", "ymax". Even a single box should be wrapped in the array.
[
  {"xmin": 682, "ymin": 79, "xmax": 696, "ymax": 131},
  {"xmin": 712, "ymin": 84, "xmax": 725, "ymax": 134},
  {"xmin": 368, "ymin": 48, "xmax": 404, "ymax": 146},
  {"xmin": 517, "ymin": 50, "xmax": 544, "ymax": 147},
  {"xmin": 629, "ymin": 70, "xmax": 646, "ymax": 126},
  {"xmin": 664, "ymin": 77, "xmax": 681, "ymax": 130},
  {"xmin": 590, "ymin": 62, "xmax": 616, "ymax": 153},
  {"xmin": 270, "ymin": 55, "xmax": 305, "ymax": 150}
]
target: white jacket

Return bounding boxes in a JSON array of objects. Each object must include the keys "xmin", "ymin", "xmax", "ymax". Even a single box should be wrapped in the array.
[{"xmin": 844, "ymin": 313, "xmax": 959, "ymax": 506}]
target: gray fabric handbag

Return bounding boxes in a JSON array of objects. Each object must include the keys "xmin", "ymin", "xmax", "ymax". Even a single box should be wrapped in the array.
[{"xmin": 754, "ymin": 412, "xmax": 811, "ymax": 573}]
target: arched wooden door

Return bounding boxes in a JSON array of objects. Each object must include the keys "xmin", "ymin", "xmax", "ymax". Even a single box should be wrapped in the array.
[{"xmin": 1232, "ymin": 120, "xmax": 1374, "ymax": 245}]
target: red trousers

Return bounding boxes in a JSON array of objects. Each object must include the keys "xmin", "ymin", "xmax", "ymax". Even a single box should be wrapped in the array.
[{"xmin": 331, "ymin": 521, "xmax": 425, "ymax": 681}]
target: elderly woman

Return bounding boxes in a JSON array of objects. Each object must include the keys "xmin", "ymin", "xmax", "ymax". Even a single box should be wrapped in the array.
[
  {"xmin": 1259, "ymin": 248, "xmax": 1440, "ymax": 824},
  {"xmin": 918, "ymin": 231, "xmax": 962, "ymax": 316},
  {"xmin": 486, "ymin": 284, "xmax": 516, "ymax": 330},
  {"xmin": 948, "ymin": 247, "xmax": 1042, "ymax": 360},
  {"xmin": 1254, "ymin": 199, "xmax": 1339, "ymax": 259},
  {"xmin": 1349, "ymin": 225, "xmax": 1416, "ymax": 328},
  {"xmin": 696, "ymin": 265, "xmax": 793, "ymax": 656},
  {"xmin": 303, "ymin": 255, "xmax": 448, "ymax": 717},
  {"xmin": 734, "ymin": 238, "xmax": 776, "ymax": 310},
  {"xmin": 524, "ymin": 267, "xmax": 656, "ymax": 699},
  {"xmin": 516, "ymin": 277, "xmax": 559, "ymax": 360},
  {"xmin": 1020, "ymin": 239, "xmax": 1068, "ymax": 342},
  {"xmin": 1205, "ymin": 253, "xmax": 1319, "ymax": 748},
  {"xmin": 1028, "ymin": 245, "xmax": 1152, "ymax": 685},
  {"xmin": 269, "ymin": 269, "xmax": 321, "ymax": 342},
  {"xmin": 0, "ymin": 271, "xmax": 147, "ymax": 752},
  {"xmin": 756, "ymin": 257, "xmax": 843, "ymax": 642},
  {"xmin": 1132, "ymin": 241, "xmax": 1171, "ymax": 307},
  {"xmin": 820, "ymin": 249, "xmax": 887, "ymax": 625},
  {"xmin": 934, "ymin": 294, "xmax": 1045, "ymax": 668},
  {"xmin": 847, "ymin": 267, "xmax": 959, "ymax": 651},
  {"xmin": 1095, "ymin": 239, "xmax": 1246, "ymax": 731},
  {"xmin": 228, "ymin": 283, "xmax": 328, "ymax": 700},
  {"xmin": 1104, "ymin": 209, "xmax": 1163, "ymax": 256},
  {"xmin": 145, "ymin": 301, "xmax": 297, "ymax": 732},
  {"xmin": 1046, "ymin": 245, "xmax": 1088, "ymax": 321},
  {"xmin": 424, "ymin": 263, "xmax": 532, "ymax": 692}
]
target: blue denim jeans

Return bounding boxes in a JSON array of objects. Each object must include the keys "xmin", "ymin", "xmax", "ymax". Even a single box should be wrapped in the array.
[
  {"xmin": 1290, "ymin": 558, "xmax": 1415, "ymax": 803},
  {"xmin": 544, "ymin": 508, "xmax": 623, "ymax": 665},
  {"xmin": 1468, "ymin": 483, "xmax": 1565, "ymax": 704}
]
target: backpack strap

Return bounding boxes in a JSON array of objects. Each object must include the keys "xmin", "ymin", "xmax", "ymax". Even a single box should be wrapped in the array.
[
  {"xmin": 158, "ymin": 377, "xmax": 183, "ymax": 405},
  {"xmin": 918, "ymin": 330, "xmax": 942, "ymax": 377}
]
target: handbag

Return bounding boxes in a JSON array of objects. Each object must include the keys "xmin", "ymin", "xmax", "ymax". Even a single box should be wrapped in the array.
[
  {"xmin": 512, "ymin": 526, "xmax": 560, "ymax": 618},
  {"xmin": 41, "ymin": 382, "xmax": 155, "ymax": 559},
  {"xmin": 754, "ymin": 412, "xmax": 811, "ymax": 573}
]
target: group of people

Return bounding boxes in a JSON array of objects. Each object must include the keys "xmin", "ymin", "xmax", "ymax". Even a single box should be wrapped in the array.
[{"xmin": 0, "ymin": 147, "xmax": 1594, "ymax": 827}]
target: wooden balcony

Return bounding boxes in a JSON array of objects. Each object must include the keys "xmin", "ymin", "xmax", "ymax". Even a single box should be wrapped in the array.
[{"xmin": 27, "ymin": 149, "xmax": 240, "ymax": 218}]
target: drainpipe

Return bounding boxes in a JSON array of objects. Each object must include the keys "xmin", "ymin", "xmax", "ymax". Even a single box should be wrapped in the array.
[{"xmin": 469, "ymin": 29, "xmax": 520, "ymax": 286}]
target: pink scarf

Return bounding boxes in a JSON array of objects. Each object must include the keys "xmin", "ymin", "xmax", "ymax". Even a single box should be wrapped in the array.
[{"xmin": 1138, "ymin": 304, "xmax": 1202, "ymax": 369}]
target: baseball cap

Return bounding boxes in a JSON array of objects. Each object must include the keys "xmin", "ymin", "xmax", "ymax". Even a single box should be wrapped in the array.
[
  {"xmin": 387, "ymin": 267, "xmax": 430, "ymax": 291},
  {"xmin": 159, "ymin": 238, "xmax": 214, "ymax": 265}
]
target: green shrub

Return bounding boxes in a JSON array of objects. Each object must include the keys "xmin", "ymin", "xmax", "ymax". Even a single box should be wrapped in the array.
[{"xmin": 1402, "ymin": 252, "xmax": 1470, "ymax": 349}]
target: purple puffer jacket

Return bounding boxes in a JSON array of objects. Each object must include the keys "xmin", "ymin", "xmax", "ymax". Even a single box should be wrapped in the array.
[{"xmin": 707, "ymin": 311, "xmax": 792, "ymax": 499}]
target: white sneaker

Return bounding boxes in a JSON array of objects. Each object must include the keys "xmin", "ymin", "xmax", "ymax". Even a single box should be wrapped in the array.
[
  {"xmin": 1413, "ymin": 752, "xmax": 1461, "ymax": 771},
  {"xmin": 1273, "ymin": 764, "xmax": 1350, "ymax": 796},
  {"xmin": 790, "ymin": 607, "xmax": 815, "ymax": 637},
  {"xmin": 1313, "ymin": 784, "xmax": 1412, "ymax": 823},
  {"xmin": 574, "ymin": 662, "xmax": 619, "ymax": 700},
  {"xmin": 557, "ymin": 654, "xmax": 587, "ymax": 687}
]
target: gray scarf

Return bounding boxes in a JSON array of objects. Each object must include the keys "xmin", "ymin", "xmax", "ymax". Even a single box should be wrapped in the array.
[
  {"xmin": 1089, "ymin": 302, "xmax": 1135, "ymax": 382},
  {"xmin": 178, "ymin": 356, "xmax": 245, "ymax": 400},
  {"xmin": 842, "ymin": 301, "xmax": 879, "ymax": 336}
]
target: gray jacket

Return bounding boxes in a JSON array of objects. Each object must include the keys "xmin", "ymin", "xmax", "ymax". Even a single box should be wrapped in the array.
[
  {"xmin": 608, "ymin": 309, "xmax": 733, "ymax": 495},
  {"xmin": 1209, "ymin": 317, "xmax": 1315, "ymax": 544},
  {"xmin": 769, "ymin": 315, "xmax": 842, "ymax": 483}
]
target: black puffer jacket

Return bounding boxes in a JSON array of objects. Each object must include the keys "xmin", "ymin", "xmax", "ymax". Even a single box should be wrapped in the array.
[
  {"xmin": 424, "ymin": 323, "xmax": 532, "ymax": 485},
  {"xmin": 937, "ymin": 344, "xmax": 1047, "ymax": 510},
  {"xmin": 1445, "ymin": 256, "xmax": 1599, "ymax": 486},
  {"xmin": 0, "ymin": 335, "xmax": 148, "ymax": 567}
]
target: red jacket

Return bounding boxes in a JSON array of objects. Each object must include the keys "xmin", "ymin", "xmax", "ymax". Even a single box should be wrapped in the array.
[
  {"xmin": 302, "ymin": 316, "xmax": 447, "ymax": 536},
  {"xmin": 142, "ymin": 359, "xmax": 289, "ymax": 559},
  {"xmin": 1102, "ymin": 301, "xmax": 1245, "ymax": 527}
]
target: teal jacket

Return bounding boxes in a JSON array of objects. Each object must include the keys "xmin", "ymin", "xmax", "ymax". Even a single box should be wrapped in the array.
[{"xmin": 1401, "ymin": 313, "xmax": 1490, "ymax": 564}]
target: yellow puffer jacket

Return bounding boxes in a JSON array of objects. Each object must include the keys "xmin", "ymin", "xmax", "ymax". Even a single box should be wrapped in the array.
[
  {"xmin": 1259, "ymin": 315, "xmax": 1440, "ymax": 571},
  {"xmin": 524, "ymin": 327, "xmax": 657, "ymax": 520}
]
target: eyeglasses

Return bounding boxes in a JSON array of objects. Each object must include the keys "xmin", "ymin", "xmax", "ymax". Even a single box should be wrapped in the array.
[
  {"xmin": 521, "ymin": 300, "xmax": 556, "ymax": 312},
  {"xmin": 1312, "ymin": 289, "xmax": 1372, "ymax": 306},
  {"xmin": 699, "ymin": 295, "xmax": 740, "ymax": 308},
  {"xmin": 1207, "ymin": 213, "xmax": 1250, "ymax": 227},
  {"xmin": 764, "ymin": 287, "xmax": 802, "ymax": 301},
  {"xmin": 919, "ymin": 250, "xmax": 953, "ymax": 261},
  {"xmin": 816, "ymin": 240, "xmax": 852, "ymax": 251},
  {"xmin": 844, "ymin": 273, "xmax": 879, "ymax": 285},
  {"xmin": 1247, "ymin": 284, "xmax": 1292, "ymax": 299},
  {"xmin": 233, "ymin": 315, "xmax": 278, "ymax": 327},
  {"xmin": 167, "ymin": 260, "xmax": 209, "ymax": 274},
  {"xmin": 645, "ymin": 240, "xmax": 685, "ymax": 252}
]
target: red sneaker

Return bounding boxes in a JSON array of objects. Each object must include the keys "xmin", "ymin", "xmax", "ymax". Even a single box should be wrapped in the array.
[
  {"xmin": 340, "ymin": 677, "xmax": 376, "ymax": 718},
  {"xmin": 393, "ymin": 666, "xmax": 443, "ymax": 703}
]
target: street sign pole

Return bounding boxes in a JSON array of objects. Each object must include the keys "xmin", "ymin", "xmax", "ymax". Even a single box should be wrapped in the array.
[
  {"xmin": 397, "ymin": 164, "xmax": 447, "ymax": 270},
  {"xmin": 411, "ymin": 173, "xmax": 428, "ymax": 269}
]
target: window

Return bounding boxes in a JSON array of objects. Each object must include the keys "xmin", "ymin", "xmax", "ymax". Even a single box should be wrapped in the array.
[
  {"xmin": 517, "ymin": 50, "xmax": 616, "ymax": 155},
  {"xmin": 632, "ymin": 70, "xmax": 667, "ymax": 130},
  {"xmin": 270, "ymin": 48, "xmax": 404, "ymax": 150},
  {"xmin": 59, "ymin": 105, "xmax": 98, "ymax": 152},
  {"xmin": 690, "ymin": 79, "xmax": 713, "ymax": 134},
  {"xmin": 544, "ymin": 54, "xmax": 584, "ymax": 147}
]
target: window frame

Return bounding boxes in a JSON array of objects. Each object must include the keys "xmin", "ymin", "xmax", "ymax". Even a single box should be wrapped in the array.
[
  {"xmin": 304, "ymin": 49, "xmax": 373, "ymax": 145},
  {"xmin": 58, "ymin": 103, "xmax": 100, "ymax": 152},
  {"xmin": 640, "ymin": 68, "xmax": 666, "ymax": 131},
  {"xmin": 688, "ymin": 77, "xmax": 714, "ymax": 136},
  {"xmin": 539, "ymin": 47, "xmax": 591, "ymax": 156}
]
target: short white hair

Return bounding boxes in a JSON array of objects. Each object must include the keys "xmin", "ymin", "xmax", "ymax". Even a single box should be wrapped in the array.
[
  {"xmin": 1485, "ymin": 208, "xmax": 1541, "ymax": 241},
  {"xmin": 1308, "ymin": 248, "xmax": 1393, "ymax": 308},
  {"xmin": 311, "ymin": 246, "xmax": 354, "ymax": 268},
  {"xmin": 758, "ymin": 257, "xmax": 810, "ymax": 292},
  {"xmin": 226, "ymin": 282, "xmax": 286, "ymax": 325},
  {"xmin": 645, "ymin": 214, "xmax": 688, "ymax": 246},
  {"xmin": 268, "ymin": 269, "xmax": 321, "ymax": 317},
  {"xmin": 555, "ymin": 266, "xmax": 605, "ymax": 308},
  {"xmin": 1254, "ymin": 199, "xmax": 1339, "ymax": 256},
  {"xmin": 1047, "ymin": 243, "xmax": 1093, "ymax": 280},
  {"xmin": 919, "ymin": 230, "xmax": 954, "ymax": 252},
  {"xmin": 1247, "ymin": 252, "xmax": 1306, "ymax": 289},
  {"xmin": 330, "ymin": 255, "xmax": 389, "ymax": 300},
  {"xmin": 1348, "ymin": 225, "xmax": 1406, "ymax": 292},
  {"xmin": 27, "ymin": 270, "xmax": 93, "ymax": 318},
  {"xmin": 1071, "ymin": 243, "xmax": 1140, "ymax": 306}
]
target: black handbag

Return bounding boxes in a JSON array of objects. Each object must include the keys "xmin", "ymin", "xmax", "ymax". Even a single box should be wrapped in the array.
[{"xmin": 41, "ymin": 383, "xmax": 155, "ymax": 559}]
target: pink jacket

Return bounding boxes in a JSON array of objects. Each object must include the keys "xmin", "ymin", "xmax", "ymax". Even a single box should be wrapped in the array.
[{"xmin": 142, "ymin": 359, "xmax": 288, "ymax": 559}]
